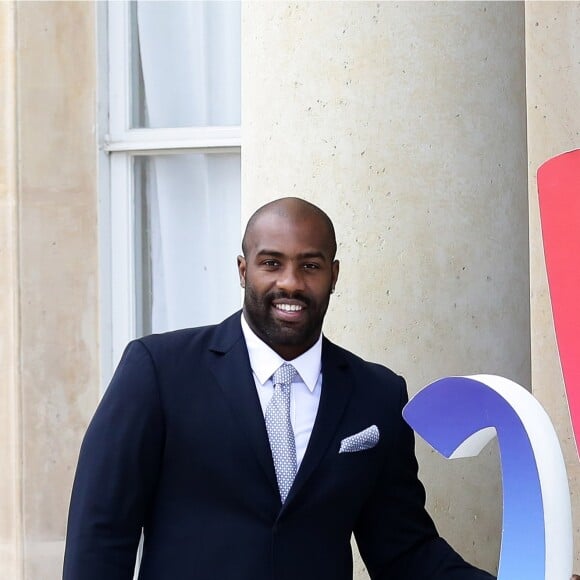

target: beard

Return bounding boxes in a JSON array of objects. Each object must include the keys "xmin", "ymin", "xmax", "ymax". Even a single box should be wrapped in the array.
[{"xmin": 242, "ymin": 284, "xmax": 332, "ymax": 354}]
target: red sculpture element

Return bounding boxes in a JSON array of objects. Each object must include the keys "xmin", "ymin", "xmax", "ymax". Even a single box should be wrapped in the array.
[{"xmin": 538, "ymin": 149, "xmax": 580, "ymax": 457}]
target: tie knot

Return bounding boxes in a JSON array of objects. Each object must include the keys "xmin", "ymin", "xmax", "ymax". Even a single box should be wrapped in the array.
[{"xmin": 272, "ymin": 363, "xmax": 297, "ymax": 387}]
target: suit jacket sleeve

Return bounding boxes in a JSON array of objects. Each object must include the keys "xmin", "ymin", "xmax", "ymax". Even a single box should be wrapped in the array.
[
  {"xmin": 63, "ymin": 340, "xmax": 165, "ymax": 580},
  {"xmin": 354, "ymin": 377, "xmax": 496, "ymax": 580}
]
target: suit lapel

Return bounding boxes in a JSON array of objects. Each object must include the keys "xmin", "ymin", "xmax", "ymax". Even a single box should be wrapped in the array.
[
  {"xmin": 207, "ymin": 313, "xmax": 278, "ymax": 493},
  {"xmin": 207, "ymin": 316, "xmax": 355, "ymax": 509},
  {"xmin": 285, "ymin": 339, "xmax": 353, "ymax": 507}
]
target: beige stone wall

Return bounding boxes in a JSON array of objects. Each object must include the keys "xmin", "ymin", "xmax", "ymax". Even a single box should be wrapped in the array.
[
  {"xmin": 18, "ymin": 3, "xmax": 99, "ymax": 576},
  {"xmin": 525, "ymin": 1, "xmax": 580, "ymax": 571},
  {"xmin": 243, "ymin": 1, "xmax": 533, "ymax": 575},
  {"xmin": 0, "ymin": 2, "xmax": 100, "ymax": 578}
]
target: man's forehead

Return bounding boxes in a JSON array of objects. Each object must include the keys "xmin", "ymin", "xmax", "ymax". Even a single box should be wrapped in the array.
[{"xmin": 245, "ymin": 210, "xmax": 334, "ymax": 255}]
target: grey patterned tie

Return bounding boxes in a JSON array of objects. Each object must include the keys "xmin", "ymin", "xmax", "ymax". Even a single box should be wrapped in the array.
[{"xmin": 265, "ymin": 363, "xmax": 298, "ymax": 503}]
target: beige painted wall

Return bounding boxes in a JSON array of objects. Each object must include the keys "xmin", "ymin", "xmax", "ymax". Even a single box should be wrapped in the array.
[
  {"xmin": 525, "ymin": 1, "xmax": 580, "ymax": 571},
  {"xmin": 243, "ymin": 1, "xmax": 531, "ymax": 575},
  {"xmin": 0, "ymin": 2, "xmax": 100, "ymax": 578}
]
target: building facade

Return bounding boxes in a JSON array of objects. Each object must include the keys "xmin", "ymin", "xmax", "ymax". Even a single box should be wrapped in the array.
[{"xmin": 0, "ymin": 2, "xmax": 578, "ymax": 577}]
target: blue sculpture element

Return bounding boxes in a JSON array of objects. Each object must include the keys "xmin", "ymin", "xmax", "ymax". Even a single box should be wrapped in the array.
[{"xmin": 403, "ymin": 375, "xmax": 572, "ymax": 580}]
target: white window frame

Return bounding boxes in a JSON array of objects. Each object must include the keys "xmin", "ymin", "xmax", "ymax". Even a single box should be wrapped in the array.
[{"xmin": 99, "ymin": 1, "xmax": 241, "ymax": 386}]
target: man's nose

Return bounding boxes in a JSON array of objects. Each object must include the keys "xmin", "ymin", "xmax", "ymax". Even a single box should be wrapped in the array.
[{"xmin": 276, "ymin": 265, "xmax": 305, "ymax": 293}]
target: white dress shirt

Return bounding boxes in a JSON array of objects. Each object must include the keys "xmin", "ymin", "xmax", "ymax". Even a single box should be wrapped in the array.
[{"xmin": 241, "ymin": 314, "xmax": 323, "ymax": 468}]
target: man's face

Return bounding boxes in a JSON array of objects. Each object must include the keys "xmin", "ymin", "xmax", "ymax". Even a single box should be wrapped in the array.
[{"xmin": 238, "ymin": 211, "xmax": 339, "ymax": 360}]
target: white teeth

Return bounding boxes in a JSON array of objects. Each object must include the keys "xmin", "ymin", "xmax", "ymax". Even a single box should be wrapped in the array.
[{"xmin": 276, "ymin": 304, "xmax": 303, "ymax": 312}]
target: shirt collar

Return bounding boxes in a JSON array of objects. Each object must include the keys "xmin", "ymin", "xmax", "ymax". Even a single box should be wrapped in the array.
[{"xmin": 241, "ymin": 312, "xmax": 322, "ymax": 392}]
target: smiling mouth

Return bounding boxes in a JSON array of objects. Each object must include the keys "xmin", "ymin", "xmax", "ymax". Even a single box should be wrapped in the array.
[{"xmin": 275, "ymin": 303, "xmax": 304, "ymax": 312}]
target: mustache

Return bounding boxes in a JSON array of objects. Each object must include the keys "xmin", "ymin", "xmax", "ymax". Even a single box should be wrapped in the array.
[{"xmin": 266, "ymin": 291, "xmax": 312, "ymax": 306}]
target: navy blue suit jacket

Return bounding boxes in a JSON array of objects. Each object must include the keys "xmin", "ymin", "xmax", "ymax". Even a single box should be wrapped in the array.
[{"xmin": 63, "ymin": 312, "xmax": 495, "ymax": 579}]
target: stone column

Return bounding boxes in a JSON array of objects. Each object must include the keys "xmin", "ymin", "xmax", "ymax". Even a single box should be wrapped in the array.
[
  {"xmin": 243, "ymin": 2, "xmax": 529, "ymax": 575},
  {"xmin": 525, "ymin": 1, "xmax": 580, "ymax": 571}
]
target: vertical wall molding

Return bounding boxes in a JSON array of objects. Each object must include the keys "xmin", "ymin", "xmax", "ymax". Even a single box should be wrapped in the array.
[{"xmin": 0, "ymin": 1, "xmax": 24, "ymax": 578}]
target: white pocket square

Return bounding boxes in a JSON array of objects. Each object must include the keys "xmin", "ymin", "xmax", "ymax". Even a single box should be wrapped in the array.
[{"xmin": 339, "ymin": 425, "xmax": 380, "ymax": 453}]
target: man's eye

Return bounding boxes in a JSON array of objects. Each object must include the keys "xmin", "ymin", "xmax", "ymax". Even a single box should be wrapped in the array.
[
  {"xmin": 303, "ymin": 263, "xmax": 321, "ymax": 270},
  {"xmin": 263, "ymin": 260, "xmax": 280, "ymax": 268}
]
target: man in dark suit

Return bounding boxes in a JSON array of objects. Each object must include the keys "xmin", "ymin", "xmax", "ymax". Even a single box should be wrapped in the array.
[{"xmin": 64, "ymin": 197, "xmax": 497, "ymax": 579}]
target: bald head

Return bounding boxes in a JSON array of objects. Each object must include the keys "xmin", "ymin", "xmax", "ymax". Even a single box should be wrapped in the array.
[{"xmin": 242, "ymin": 197, "xmax": 337, "ymax": 259}]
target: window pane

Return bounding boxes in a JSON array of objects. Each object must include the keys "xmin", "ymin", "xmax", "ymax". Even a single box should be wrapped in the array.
[
  {"xmin": 134, "ymin": 153, "xmax": 241, "ymax": 335},
  {"xmin": 131, "ymin": 1, "xmax": 241, "ymax": 128}
]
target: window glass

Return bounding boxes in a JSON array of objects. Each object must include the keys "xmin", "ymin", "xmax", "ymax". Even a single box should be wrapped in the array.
[
  {"xmin": 134, "ymin": 153, "xmax": 242, "ymax": 336},
  {"xmin": 130, "ymin": 0, "xmax": 241, "ymax": 128}
]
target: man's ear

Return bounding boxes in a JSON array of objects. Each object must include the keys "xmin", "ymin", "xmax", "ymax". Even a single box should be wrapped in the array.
[
  {"xmin": 237, "ymin": 255, "xmax": 246, "ymax": 288},
  {"xmin": 331, "ymin": 260, "xmax": 340, "ymax": 292}
]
